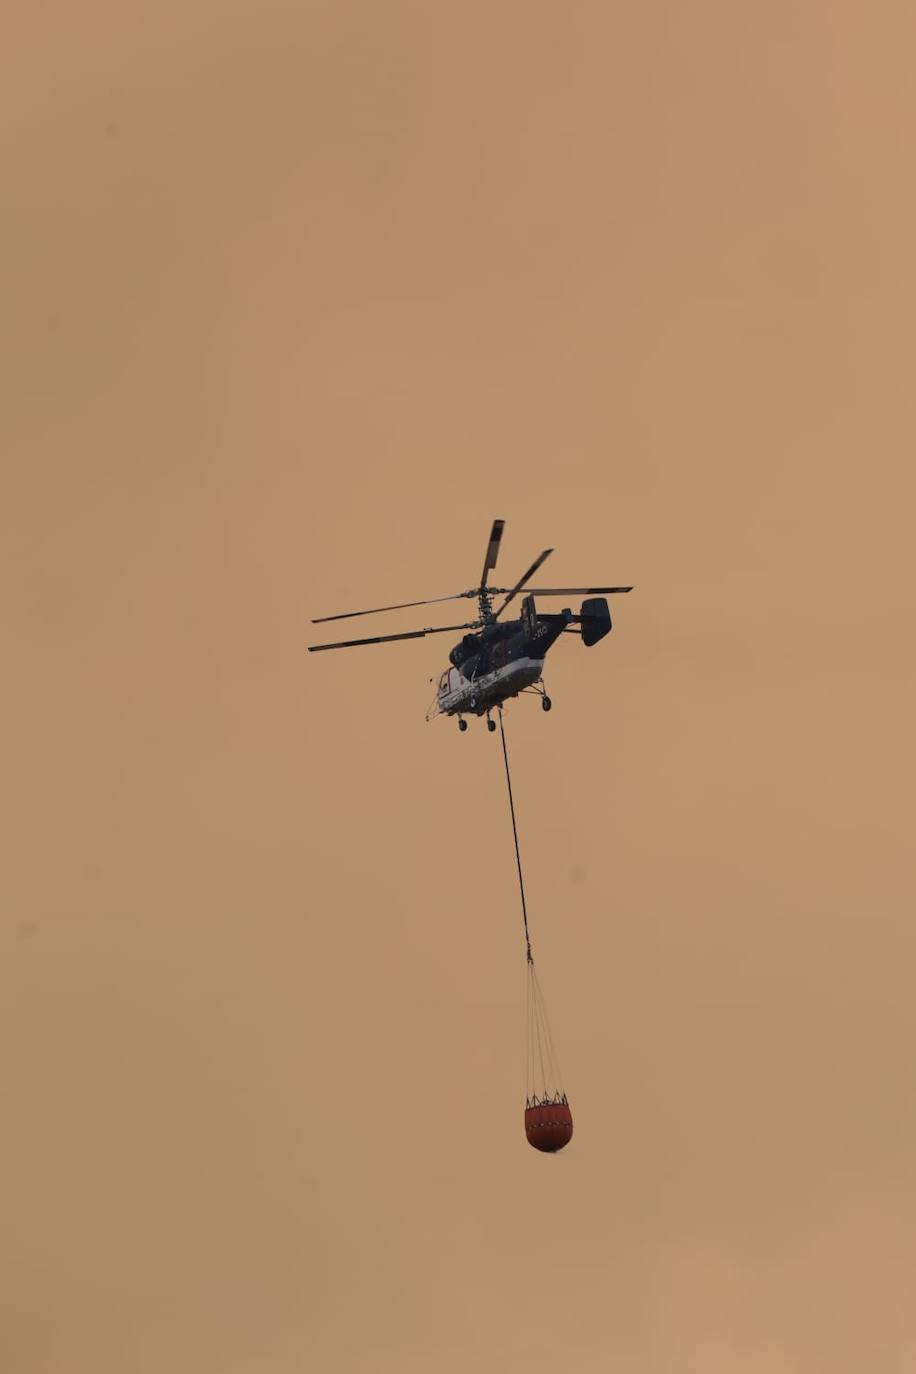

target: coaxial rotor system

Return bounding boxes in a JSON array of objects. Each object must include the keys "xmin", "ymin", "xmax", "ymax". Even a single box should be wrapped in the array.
[{"xmin": 308, "ymin": 518, "xmax": 631, "ymax": 652}]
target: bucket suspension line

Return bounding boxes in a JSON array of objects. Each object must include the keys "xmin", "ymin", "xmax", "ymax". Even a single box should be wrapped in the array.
[
  {"xmin": 496, "ymin": 705, "xmax": 574, "ymax": 1151},
  {"xmin": 497, "ymin": 707, "xmax": 533, "ymax": 965}
]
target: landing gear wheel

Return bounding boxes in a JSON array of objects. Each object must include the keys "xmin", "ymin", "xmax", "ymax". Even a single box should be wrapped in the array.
[
  {"xmin": 458, "ymin": 718, "xmax": 468, "ymax": 732},
  {"xmin": 542, "ymin": 696, "xmax": 552, "ymax": 712},
  {"xmin": 487, "ymin": 717, "xmax": 497, "ymax": 732}
]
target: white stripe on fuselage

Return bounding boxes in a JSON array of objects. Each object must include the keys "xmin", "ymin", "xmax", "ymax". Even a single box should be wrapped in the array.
[{"xmin": 437, "ymin": 656, "xmax": 544, "ymax": 715}]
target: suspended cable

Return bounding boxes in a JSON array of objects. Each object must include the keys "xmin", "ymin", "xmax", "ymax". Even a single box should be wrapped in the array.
[
  {"xmin": 497, "ymin": 707, "xmax": 533, "ymax": 965},
  {"xmin": 497, "ymin": 706, "xmax": 574, "ymax": 1148}
]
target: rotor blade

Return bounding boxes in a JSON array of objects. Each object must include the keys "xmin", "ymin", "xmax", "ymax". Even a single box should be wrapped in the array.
[
  {"xmin": 312, "ymin": 592, "xmax": 472, "ymax": 624},
  {"xmin": 492, "ymin": 549, "xmax": 553, "ymax": 620},
  {"xmin": 480, "ymin": 518, "xmax": 505, "ymax": 588},
  {"xmin": 518, "ymin": 586, "xmax": 634, "ymax": 596},
  {"xmin": 308, "ymin": 621, "xmax": 478, "ymax": 652}
]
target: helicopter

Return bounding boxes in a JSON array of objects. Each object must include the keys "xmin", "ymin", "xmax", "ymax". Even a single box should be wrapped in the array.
[{"xmin": 308, "ymin": 520, "xmax": 633, "ymax": 731}]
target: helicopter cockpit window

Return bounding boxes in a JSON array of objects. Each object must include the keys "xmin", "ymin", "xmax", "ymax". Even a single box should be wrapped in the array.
[{"xmin": 439, "ymin": 671, "xmax": 449, "ymax": 693}]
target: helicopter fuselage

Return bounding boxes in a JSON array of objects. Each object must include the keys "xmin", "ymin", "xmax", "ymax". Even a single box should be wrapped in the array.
[
  {"xmin": 437, "ymin": 653, "xmax": 545, "ymax": 716},
  {"xmin": 436, "ymin": 602, "xmax": 578, "ymax": 717}
]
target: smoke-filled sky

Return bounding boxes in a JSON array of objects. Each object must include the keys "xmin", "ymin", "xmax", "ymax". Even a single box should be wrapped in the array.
[{"xmin": 3, "ymin": 4, "xmax": 914, "ymax": 1371}]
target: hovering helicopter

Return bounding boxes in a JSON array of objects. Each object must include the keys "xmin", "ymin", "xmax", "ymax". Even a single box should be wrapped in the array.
[{"xmin": 308, "ymin": 519, "xmax": 633, "ymax": 731}]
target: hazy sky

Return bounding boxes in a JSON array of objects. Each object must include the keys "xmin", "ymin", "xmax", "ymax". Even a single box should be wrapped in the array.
[{"xmin": 3, "ymin": 4, "xmax": 914, "ymax": 1371}]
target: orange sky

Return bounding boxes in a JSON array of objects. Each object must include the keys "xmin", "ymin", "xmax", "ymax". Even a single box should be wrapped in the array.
[{"xmin": 3, "ymin": 4, "xmax": 915, "ymax": 1371}]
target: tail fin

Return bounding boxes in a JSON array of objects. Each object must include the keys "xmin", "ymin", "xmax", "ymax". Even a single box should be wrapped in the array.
[{"xmin": 579, "ymin": 597, "xmax": 612, "ymax": 646}]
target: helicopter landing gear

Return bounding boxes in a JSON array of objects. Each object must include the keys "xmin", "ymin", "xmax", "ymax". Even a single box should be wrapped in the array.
[
  {"xmin": 523, "ymin": 678, "xmax": 553, "ymax": 713},
  {"xmin": 458, "ymin": 718, "xmax": 468, "ymax": 732},
  {"xmin": 487, "ymin": 714, "xmax": 497, "ymax": 732}
]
